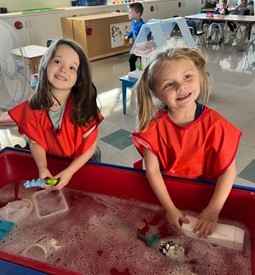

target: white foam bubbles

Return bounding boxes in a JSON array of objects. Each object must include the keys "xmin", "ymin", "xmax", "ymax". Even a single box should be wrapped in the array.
[{"xmin": 0, "ymin": 182, "xmax": 252, "ymax": 275}]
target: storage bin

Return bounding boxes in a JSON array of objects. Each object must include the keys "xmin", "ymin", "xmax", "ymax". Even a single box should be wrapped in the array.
[
  {"xmin": 1, "ymin": 147, "xmax": 255, "ymax": 274},
  {"xmin": 76, "ymin": 0, "xmax": 107, "ymax": 6}
]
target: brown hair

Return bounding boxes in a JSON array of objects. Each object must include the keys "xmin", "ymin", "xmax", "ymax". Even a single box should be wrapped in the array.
[
  {"xmin": 129, "ymin": 2, "xmax": 144, "ymax": 15},
  {"xmin": 30, "ymin": 38, "xmax": 100, "ymax": 126}
]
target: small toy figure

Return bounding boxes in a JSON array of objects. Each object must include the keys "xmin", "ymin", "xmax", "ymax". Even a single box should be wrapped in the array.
[{"xmin": 159, "ymin": 240, "xmax": 185, "ymax": 262}]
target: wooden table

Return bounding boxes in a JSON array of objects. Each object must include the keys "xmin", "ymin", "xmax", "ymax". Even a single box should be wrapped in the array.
[
  {"xmin": 185, "ymin": 13, "xmax": 255, "ymax": 24},
  {"xmin": 185, "ymin": 13, "xmax": 255, "ymax": 46},
  {"xmin": 185, "ymin": 13, "xmax": 255, "ymax": 67},
  {"xmin": 200, "ymin": 8, "xmax": 215, "ymax": 13},
  {"xmin": 200, "ymin": 6, "xmax": 236, "ymax": 13}
]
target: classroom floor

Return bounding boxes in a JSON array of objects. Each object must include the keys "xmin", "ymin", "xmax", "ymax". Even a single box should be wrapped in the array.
[{"xmin": 1, "ymin": 32, "xmax": 255, "ymax": 189}]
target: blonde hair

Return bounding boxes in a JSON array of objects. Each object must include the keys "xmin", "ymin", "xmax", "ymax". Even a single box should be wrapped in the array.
[{"xmin": 135, "ymin": 47, "xmax": 211, "ymax": 131}]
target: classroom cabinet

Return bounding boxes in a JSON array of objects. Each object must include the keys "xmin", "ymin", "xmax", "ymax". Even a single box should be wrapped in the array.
[
  {"xmin": 56, "ymin": 7, "xmax": 113, "ymax": 37},
  {"xmin": 56, "ymin": 9, "xmax": 87, "ymax": 36},
  {"xmin": 2, "ymin": 13, "xmax": 61, "ymax": 47},
  {"xmin": 61, "ymin": 12, "xmax": 131, "ymax": 60}
]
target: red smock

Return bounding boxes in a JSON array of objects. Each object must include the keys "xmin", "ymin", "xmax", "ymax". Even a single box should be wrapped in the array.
[
  {"xmin": 130, "ymin": 108, "xmax": 242, "ymax": 180},
  {"xmin": 8, "ymin": 98, "xmax": 103, "ymax": 159}
]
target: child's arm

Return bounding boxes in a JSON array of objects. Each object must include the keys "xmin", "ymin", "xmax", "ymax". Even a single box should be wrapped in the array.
[
  {"xmin": 193, "ymin": 159, "xmax": 236, "ymax": 238},
  {"xmin": 53, "ymin": 137, "xmax": 97, "ymax": 190},
  {"xmin": 143, "ymin": 148, "xmax": 189, "ymax": 235},
  {"xmin": 29, "ymin": 140, "xmax": 53, "ymax": 180}
]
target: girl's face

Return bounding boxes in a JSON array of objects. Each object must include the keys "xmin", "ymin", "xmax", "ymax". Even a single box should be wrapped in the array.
[
  {"xmin": 154, "ymin": 58, "xmax": 201, "ymax": 110},
  {"xmin": 47, "ymin": 44, "xmax": 79, "ymax": 94}
]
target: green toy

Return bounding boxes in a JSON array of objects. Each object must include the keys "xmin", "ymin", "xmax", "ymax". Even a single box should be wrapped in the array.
[{"xmin": 137, "ymin": 232, "xmax": 161, "ymax": 247}]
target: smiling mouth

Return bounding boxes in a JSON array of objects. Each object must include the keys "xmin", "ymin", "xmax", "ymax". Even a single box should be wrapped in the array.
[
  {"xmin": 55, "ymin": 75, "xmax": 67, "ymax": 81},
  {"xmin": 176, "ymin": 92, "xmax": 191, "ymax": 101}
]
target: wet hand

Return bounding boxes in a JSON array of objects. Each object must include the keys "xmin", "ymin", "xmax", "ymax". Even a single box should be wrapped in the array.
[
  {"xmin": 193, "ymin": 208, "xmax": 219, "ymax": 238},
  {"xmin": 165, "ymin": 208, "xmax": 190, "ymax": 235},
  {"xmin": 51, "ymin": 170, "xmax": 73, "ymax": 190},
  {"xmin": 39, "ymin": 168, "xmax": 53, "ymax": 182}
]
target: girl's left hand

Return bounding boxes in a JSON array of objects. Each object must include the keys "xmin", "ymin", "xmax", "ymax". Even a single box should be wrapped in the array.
[
  {"xmin": 52, "ymin": 169, "xmax": 73, "ymax": 190},
  {"xmin": 192, "ymin": 207, "xmax": 219, "ymax": 238}
]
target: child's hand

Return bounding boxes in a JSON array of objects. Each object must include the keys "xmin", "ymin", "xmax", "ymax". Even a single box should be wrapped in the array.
[
  {"xmin": 52, "ymin": 169, "xmax": 73, "ymax": 190},
  {"xmin": 193, "ymin": 207, "xmax": 219, "ymax": 238},
  {"xmin": 38, "ymin": 168, "xmax": 53, "ymax": 182},
  {"xmin": 123, "ymin": 37, "xmax": 130, "ymax": 46},
  {"xmin": 165, "ymin": 207, "xmax": 190, "ymax": 235}
]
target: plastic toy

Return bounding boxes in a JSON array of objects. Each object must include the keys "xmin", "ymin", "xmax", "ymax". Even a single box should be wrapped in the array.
[
  {"xmin": 159, "ymin": 240, "xmax": 185, "ymax": 262},
  {"xmin": 136, "ymin": 232, "xmax": 161, "ymax": 247},
  {"xmin": 0, "ymin": 220, "xmax": 15, "ymax": 241},
  {"xmin": 23, "ymin": 178, "xmax": 59, "ymax": 188}
]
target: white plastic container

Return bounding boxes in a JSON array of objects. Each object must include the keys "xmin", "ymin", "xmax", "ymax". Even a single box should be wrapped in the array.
[
  {"xmin": 182, "ymin": 215, "xmax": 245, "ymax": 251},
  {"xmin": 23, "ymin": 237, "xmax": 62, "ymax": 261},
  {"xmin": 32, "ymin": 189, "xmax": 68, "ymax": 219}
]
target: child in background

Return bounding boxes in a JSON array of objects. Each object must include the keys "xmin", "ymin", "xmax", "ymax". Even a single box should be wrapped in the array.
[
  {"xmin": 235, "ymin": 0, "xmax": 252, "ymax": 39},
  {"xmin": 202, "ymin": 0, "xmax": 219, "ymax": 8},
  {"xmin": 207, "ymin": 0, "xmax": 232, "ymax": 44},
  {"xmin": 9, "ymin": 38, "xmax": 103, "ymax": 189},
  {"xmin": 235, "ymin": 0, "xmax": 250, "ymax": 15},
  {"xmin": 130, "ymin": 48, "xmax": 241, "ymax": 238},
  {"xmin": 124, "ymin": 2, "xmax": 145, "ymax": 72}
]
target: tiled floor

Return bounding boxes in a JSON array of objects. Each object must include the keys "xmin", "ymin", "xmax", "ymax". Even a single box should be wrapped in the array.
[{"xmin": 1, "ymin": 31, "xmax": 255, "ymax": 189}]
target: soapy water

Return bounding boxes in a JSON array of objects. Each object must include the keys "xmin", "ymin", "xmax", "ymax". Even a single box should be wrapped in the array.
[{"xmin": 0, "ymin": 182, "xmax": 252, "ymax": 275}]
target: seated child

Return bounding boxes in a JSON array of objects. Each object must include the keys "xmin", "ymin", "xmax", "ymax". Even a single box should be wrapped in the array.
[
  {"xmin": 235, "ymin": 0, "xmax": 250, "ymax": 15},
  {"xmin": 234, "ymin": 0, "xmax": 252, "ymax": 39},
  {"xmin": 202, "ymin": 0, "xmax": 219, "ymax": 8},
  {"xmin": 207, "ymin": 0, "xmax": 231, "ymax": 44}
]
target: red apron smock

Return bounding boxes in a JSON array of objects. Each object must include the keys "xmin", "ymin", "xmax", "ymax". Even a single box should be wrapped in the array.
[
  {"xmin": 9, "ymin": 98, "xmax": 103, "ymax": 159},
  {"xmin": 130, "ymin": 108, "xmax": 242, "ymax": 180}
]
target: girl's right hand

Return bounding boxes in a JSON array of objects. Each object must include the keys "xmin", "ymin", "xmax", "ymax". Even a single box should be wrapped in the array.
[
  {"xmin": 38, "ymin": 167, "xmax": 53, "ymax": 182},
  {"xmin": 165, "ymin": 207, "xmax": 190, "ymax": 235}
]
